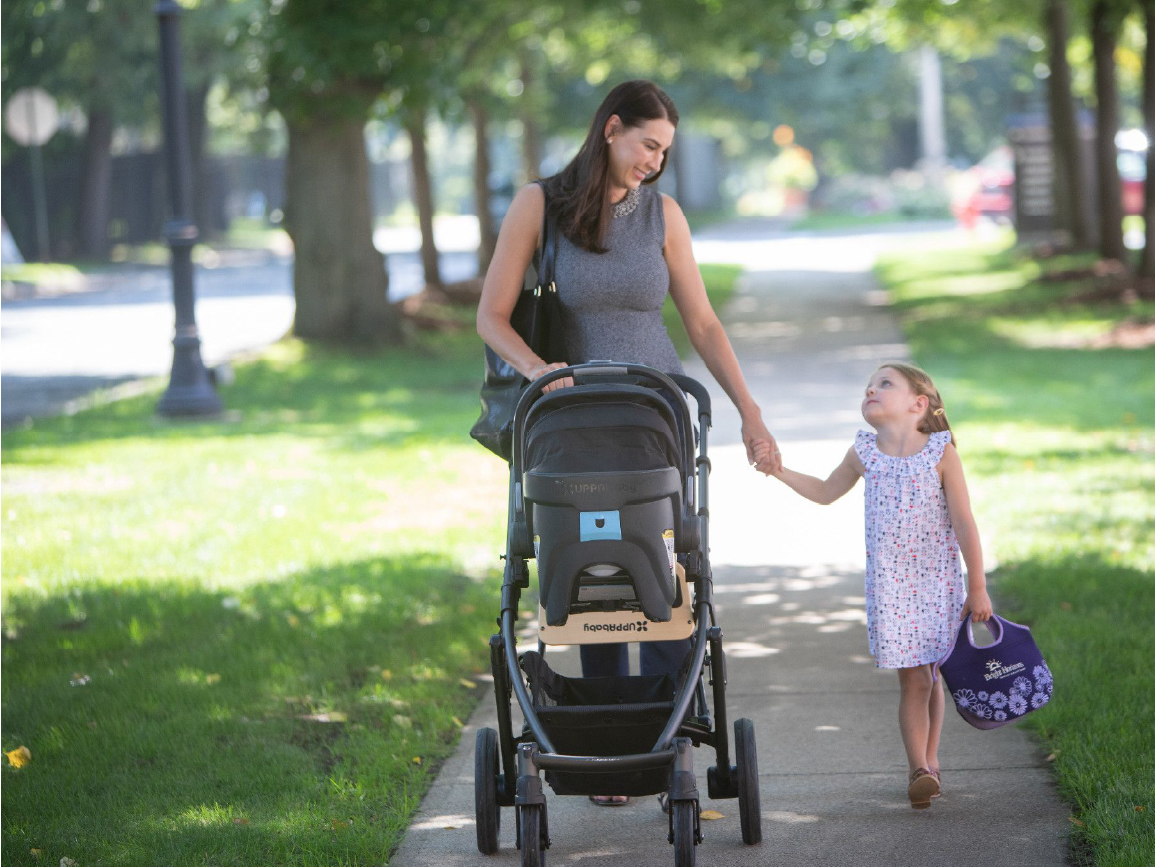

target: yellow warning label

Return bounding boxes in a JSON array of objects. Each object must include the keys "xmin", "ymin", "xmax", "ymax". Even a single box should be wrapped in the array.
[{"xmin": 662, "ymin": 529, "xmax": 676, "ymax": 578}]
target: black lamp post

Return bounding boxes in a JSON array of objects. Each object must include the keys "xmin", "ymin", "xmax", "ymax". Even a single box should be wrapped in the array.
[{"xmin": 155, "ymin": 0, "xmax": 221, "ymax": 418}]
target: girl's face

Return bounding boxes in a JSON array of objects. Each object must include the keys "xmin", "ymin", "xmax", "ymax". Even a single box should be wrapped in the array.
[
  {"xmin": 862, "ymin": 367, "xmax": 926, "ymax": 426},
  {"xmin": 604, "ymin": 116, "xmax": 674, "ymax": 195}
]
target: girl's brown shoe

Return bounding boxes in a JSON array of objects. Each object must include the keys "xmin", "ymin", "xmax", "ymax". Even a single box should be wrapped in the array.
[{"xmin": 907, "ymin": 768, "xmax": 940, "ymax": 809}]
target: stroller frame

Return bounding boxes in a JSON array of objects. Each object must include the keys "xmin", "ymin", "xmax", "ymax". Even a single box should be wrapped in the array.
[{"xmin": 476, "ymin": 363, "xmax": 762, "ymax": 867}]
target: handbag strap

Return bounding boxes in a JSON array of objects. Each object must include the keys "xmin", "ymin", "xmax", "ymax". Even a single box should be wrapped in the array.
[
  {"xmin": 933, "ymin": 611, "xmax": 1005, "ymax": 683},
  {"xmin": 536, "ymin": 181, "xmax": 558, "ymax": 291}
]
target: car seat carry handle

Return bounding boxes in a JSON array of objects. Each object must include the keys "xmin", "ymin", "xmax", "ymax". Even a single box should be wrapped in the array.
[
  {"xmin": 669, "ymin": 374, "xmax": 711, "ymax": 423},
  {"xmin": 570, "ymin": 364, "xmax": 629, "ymax": 380}
]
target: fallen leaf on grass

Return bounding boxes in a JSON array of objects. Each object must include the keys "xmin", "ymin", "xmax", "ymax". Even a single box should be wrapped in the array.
[
  {"xmin": 5, "ymin": 746, "xmax": 31, "ymax": 768},
  {"xmin": 205, "ymin": 673, "xmax": 221, "ymax": 685},
  {"xmin": 381, "ymin": 669, "xmax": 393, "ymax": 681},
  {"xmin": 459, "ymin": 678, "xmax": 477, "ymax": 689},
  {"xmin": 60, "ymin": 859, "xmax": 78, "ymax": 867},
  {"xmin": 452, "ymin": 716, "xmax": 464, "ymax": 728},
  {"xmin": 1137, "ymin": 806, "xmax": 1147, "ymax": 812},
  {"xmin": 699, "ymin": 810, "xmax": 725, "ymax": 820},
  {"xmin": 329, "ymin": 818, "xmax": 353, "ymax": 831},
  {"xmin": 393, "ymin": 715, "xmax": 413, "ymax": 729},
  {"xmin": 1069, "ymin": 817, "xmax": 1084, "ymax": 827},
  {"xmin": 29, "ymin": 848, "xmax": 41, "ymax": 859},
  {"xmin": 1045, "ymin": 752, "xmax": 1060, "ymax": 762},
  {"xmin": 412, "ymin": 756, "xmax": 423, "ymax": 765},
  {"xmin": 1059, "ymin": 602, "xmax": 1072, "ymax": 611},
  {"xmin": 233, "ymin": 817, "xmax": 250, "ymax": 825}
]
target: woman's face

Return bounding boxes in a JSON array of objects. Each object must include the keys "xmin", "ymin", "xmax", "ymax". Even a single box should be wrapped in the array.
[{"xmin": 604, "ymin": 116, "xmax": 675, "ymax": 195}]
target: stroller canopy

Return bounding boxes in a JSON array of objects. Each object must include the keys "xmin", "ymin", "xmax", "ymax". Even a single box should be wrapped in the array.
[{"xmin": 523, "ymin": 385, "xmax": 683, "ymax": 476}]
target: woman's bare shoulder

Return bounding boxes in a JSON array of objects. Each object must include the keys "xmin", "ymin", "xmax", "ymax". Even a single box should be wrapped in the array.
[{"xmin": 502, "ymin": 183, "xmax": 546, "ymax": 237}]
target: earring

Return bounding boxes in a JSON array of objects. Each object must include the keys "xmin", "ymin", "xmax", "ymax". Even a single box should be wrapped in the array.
[{"xmin": 606, "ymin": 137, "xmax": 613, "ymax": 144}]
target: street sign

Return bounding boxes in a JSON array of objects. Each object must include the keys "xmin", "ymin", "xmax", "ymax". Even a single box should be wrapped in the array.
[{"xmin": 4, "ymin": 87, "xmax": 60, "ymax": 146}]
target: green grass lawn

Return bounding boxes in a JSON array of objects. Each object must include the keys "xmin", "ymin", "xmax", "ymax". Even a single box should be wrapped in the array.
[
  {"xmin": 876, "ymin": 242, "xmax": 1155, "ymax": 867},
  {"xmin": 1, "ymin": 330, "xmax": 511, "ymax": 865},
  {"xmin": 1, "ymin": 265, "xmax": 737, "ymax": 865}
]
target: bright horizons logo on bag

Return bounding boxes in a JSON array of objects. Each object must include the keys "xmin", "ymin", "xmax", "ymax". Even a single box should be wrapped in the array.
[{"xmin": 983, "ymin": 659, "xmax": 1026, "ymax": 681}]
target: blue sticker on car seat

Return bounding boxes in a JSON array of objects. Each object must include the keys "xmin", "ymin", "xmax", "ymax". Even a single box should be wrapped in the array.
[{"xmin": 579, "ymin": 511, "xmax": 622, "ymax": 541}]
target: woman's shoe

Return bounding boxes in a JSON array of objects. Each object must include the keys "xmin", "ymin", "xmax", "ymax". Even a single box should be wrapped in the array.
[
  {"xmin": 907, "ymin": 768, "xmax": 940, "ymax": 809},
  {"xmin": 929, "ymin": 766, "xmax": 941, "ymax": 799},
  {"xmin": 589, "ymin": 795, "xmax": 629, "ymax": 807}
]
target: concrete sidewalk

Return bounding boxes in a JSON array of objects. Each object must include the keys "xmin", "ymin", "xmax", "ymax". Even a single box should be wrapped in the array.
[{"xmin": 392, "ymin": 225, "xmax": 1070, "ymax": 866}]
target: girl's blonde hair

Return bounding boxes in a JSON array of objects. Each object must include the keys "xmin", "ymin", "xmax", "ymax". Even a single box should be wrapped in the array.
[{"xmin": 874, "ymin": 362, "xmax": 955, "ymax": 445}]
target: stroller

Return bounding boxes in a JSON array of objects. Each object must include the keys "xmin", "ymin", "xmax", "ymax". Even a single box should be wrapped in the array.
[{"xmin": 475, "ymin": 362, "xmax": 762, "ymax": 867}]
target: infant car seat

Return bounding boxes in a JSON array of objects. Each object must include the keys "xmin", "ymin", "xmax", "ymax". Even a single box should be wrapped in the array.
[{"xmin": 522, "ymin": 383, "xmax": 689, "ymax": 627}]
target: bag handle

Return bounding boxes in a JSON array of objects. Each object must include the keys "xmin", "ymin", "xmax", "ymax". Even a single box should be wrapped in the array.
[
  {"xmin": 535, "ymin": 181, "xmax": 558, "ymax": 292},
  {"xmin": 933, "ymin": 611, "xmax": 1006, "ymax": 683}
]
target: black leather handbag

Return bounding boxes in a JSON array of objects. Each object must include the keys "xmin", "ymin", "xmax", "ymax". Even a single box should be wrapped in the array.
[{"xmin": 469, "ymin": 187, "xmax": 564, "ymax": 461}]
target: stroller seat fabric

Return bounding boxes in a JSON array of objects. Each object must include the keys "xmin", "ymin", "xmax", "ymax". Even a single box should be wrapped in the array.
[{"xmin": 523, "ymin": 386, "xmax": 686, "ymax": 628}]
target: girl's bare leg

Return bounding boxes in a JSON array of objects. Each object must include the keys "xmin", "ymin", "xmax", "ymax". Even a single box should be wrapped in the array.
[
  {"xmin": 926, "ymin": 674, "xmax": 945, "ymax": 772},
  {"xmin": 897, "ymin": 665, "xmax": 934, "ymax": 773}
]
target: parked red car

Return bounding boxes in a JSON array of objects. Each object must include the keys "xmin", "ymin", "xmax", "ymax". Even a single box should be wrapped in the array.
[{"xmin": 960, "ymin": 133, "xmax": 1148, "ymax": 224}]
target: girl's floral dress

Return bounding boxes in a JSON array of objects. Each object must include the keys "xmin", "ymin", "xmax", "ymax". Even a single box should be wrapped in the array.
[{"xmin": 855, "ymin": 430, "xmax": 965, "ymax": 669}]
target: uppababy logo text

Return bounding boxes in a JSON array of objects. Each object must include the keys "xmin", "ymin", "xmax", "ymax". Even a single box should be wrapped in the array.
[
  {"xmin": 983, "ymin": 659, "xmax": 1026, "ymax": 681},
  {"xmin": 556, "ymin": 481, "xmax": 638, "ymax": 496},
  {"xmin": 583, "ymin": 621, "xmax": 648, "ymax": 633}
]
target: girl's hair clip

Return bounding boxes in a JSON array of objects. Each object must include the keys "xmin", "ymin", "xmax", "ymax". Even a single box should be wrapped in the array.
[{"xmin": 933, "ymin": 408, "xmax": 945, "ymax": 416}]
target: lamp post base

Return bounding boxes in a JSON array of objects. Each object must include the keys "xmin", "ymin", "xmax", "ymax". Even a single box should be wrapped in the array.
[{"xmin": 157, "ymin": 331, "xmax": 223, "ymax": 417}]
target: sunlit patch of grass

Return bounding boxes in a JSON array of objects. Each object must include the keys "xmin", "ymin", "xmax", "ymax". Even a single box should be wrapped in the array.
[{"xmin": 878, "ymin": 238, "xmax": 1155, "ymax": 866}]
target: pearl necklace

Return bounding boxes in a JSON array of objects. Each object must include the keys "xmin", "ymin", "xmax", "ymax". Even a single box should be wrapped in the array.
[{"xmin": 611, "ymin": 186, "xmax": 640, "ymax": 218}]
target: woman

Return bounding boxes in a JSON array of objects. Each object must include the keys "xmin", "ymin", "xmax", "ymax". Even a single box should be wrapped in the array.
[{"xmin": 476, "ymin": 79, "xmax": 781, "ymax": 804}]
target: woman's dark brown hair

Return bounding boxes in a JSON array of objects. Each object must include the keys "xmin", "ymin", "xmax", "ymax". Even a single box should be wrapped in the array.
[{"xmin": 540, "ymin": 80, "xmax": 678, "ymax": 253}]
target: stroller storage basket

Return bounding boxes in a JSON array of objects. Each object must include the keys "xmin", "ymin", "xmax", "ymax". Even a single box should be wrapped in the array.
[{"xmin": 521, "ymin": 651, "xmax": 677, "ymax": 797}]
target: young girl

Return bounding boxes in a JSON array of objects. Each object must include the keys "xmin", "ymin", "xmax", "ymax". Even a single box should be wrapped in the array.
[{"xmin": 754, "ymin": 362, "xmax": 992, "ymax": 809}]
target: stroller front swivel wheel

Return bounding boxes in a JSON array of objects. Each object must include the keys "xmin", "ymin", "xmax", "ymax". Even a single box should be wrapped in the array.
[
  {"xmin": 670, "ymin": 799, "xmax": 698, "ymax": 867},
  {"xmin": 735, "ymin": 717, "xmax": 762, "ymax": 845},
  {"xmin": 518, "ymin": 803, "xmax": 546, "ymax": 867},
  {"xmin": 474, "ymin": 728, "xmax": 501, "ymax": 854}
]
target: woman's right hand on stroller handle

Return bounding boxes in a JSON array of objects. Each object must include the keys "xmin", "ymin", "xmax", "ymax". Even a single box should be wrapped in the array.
[{"xmin": 530, "ymin": 361, "xmax": 574, "ymax": 393}]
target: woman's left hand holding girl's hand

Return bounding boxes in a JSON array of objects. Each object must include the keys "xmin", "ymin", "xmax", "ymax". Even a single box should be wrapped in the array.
[
  {"xmin": 742, "ymin": 412, "xmax": 782, "ymax": 475},
  {"xmin": 960, "ymin": 587, "xmax": 993, "ymax": 623}
]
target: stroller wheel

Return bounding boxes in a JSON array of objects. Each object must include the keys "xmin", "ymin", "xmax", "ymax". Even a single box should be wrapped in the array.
[
  {"xmin": 474, "ymin": 728, "xmax": 501, "ymax": 854},
  {"xmin": 671, "ymin": 799, "xmax": 697, "ymax": 867},
  {"xmin": 518, "ymin": 803, "xmax": 546, "ymax": 867},
  {"xmin": 735, "ymin": 718, "xmax": 762, "ymax": 845}
]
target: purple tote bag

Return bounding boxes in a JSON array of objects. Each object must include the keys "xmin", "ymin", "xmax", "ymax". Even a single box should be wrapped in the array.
[{"xmin": 934, "ymin": 614, "xmax": 1054, "ymax": 730}]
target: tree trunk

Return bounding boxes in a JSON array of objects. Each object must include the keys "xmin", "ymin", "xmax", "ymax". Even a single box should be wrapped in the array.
[
  {"xmin": 520, "ymin": 53, "xmax": 542, "ymax": 182},
  {"xmin": 285, "ymin": 113, "xmax": 399, "ymax": 343},
  {"xmin": 1091, "ymin": 0, "xmax": 1126, "ymax": 262},
  {"xmin": 405, "ymin": 107, "xmax": 441, "ymax": 288},
  {"xmin": 185, "ymin": 83, "xmax": 217, "ymax": 240},
  {"xmin": 75, "ymin": 108, "xmax": 114, "ymax": 260},
  {"xmin": 470, "ymin": 97, "xmax": 497, "ymax": 275},
  {"xmin": 1140, "ymin": 0, "xmax": 1155, "ymax": 279},
  {"xmin": 1045, "ymin": 0, "xmax": 1090, "ymax": 249}
]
